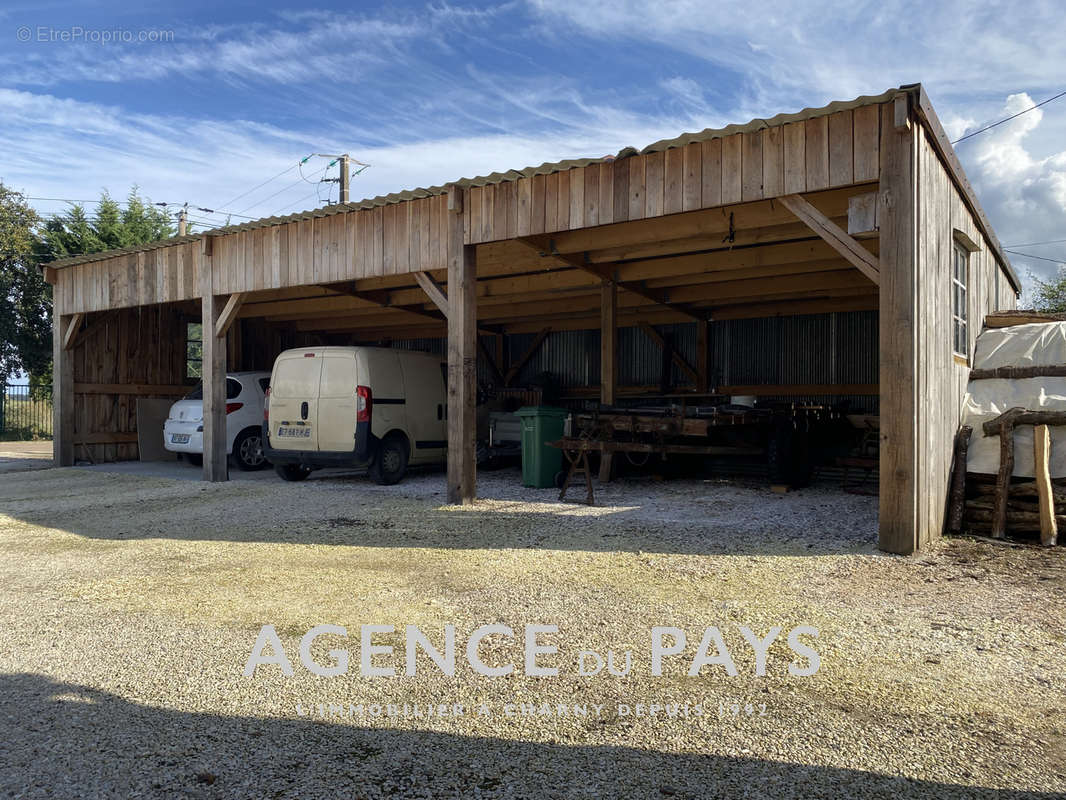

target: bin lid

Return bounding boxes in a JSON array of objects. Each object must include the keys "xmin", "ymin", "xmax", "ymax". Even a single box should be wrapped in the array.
[{"xmin": 514, "ymin": 405, "xmax": 569, "ymax": 418}]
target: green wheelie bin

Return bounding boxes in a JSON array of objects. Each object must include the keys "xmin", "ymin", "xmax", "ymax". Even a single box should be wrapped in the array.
[{"xmin": 515, "ymin": 406, "xmax": 569, "ymax": 488}]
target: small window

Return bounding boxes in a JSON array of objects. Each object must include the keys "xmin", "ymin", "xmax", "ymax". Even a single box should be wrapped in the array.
[
  {"xmin": 258, "ymin": 378, "xmax": 270, "ymax": 393},
  {"xmin": 952, "ymin": 242, "xmax": 969, "ymax": 357},
  {"xmin": 186, "ymin": 322, "xmax": 203, "ymax": 379}
]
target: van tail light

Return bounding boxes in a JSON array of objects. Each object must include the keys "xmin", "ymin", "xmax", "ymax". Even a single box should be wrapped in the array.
[
  {"xmin": 356, "ymin": 385, "xmax": 372, "ymax": 423},
  {"xmin": 226, "ymin": 402, "xmax": 243, "ymax": 414},
  {"xmin": 263, "ymin": 387, "xmax": 270, "ymax": 421}
]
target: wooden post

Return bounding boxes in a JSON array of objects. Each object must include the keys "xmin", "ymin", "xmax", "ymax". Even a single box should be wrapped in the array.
[
  {"xmin": 52, "ymin": 312, "xmax": 75, "ymax": 466},
  {"xmin": 600, "ymin": 280, "xmax": 616, "ymax": 406},
  {"xmin": 200, "ymin": 237, "xmax": 228, "ymax": 482},
  {"xmin": 447, "ymin": 186, "xmax": 477, "ymax": 505},
  {"xmin": 696, "ymin": 319, "xmax": 709, "ymax": 394},
  {"xmin": 992, "ymin": 422, "xmax": 1014, "ymax": 539},
  {"xmin": 946, "ymin": 425, "xmax": 972, "ymax": 533},
  {"xmin": 599, "ymin": 279, "xmax": 617, "ymax": 482},
  {"xmin": 1033, "ymin": 424, "xmax": 1057, "ymax": 546},
  {"xmin": 877, "ymin": 93, "xmax": 920, "ymax": 554}
]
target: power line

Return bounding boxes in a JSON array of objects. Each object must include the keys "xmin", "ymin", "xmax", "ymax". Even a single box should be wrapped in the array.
[
  {"xmin": 952, "ymin": 89, "xmax": 1066, "ymax": 144},
  {"xmin": 1004, "ymin": 237, "xmax": 1066, "ymax": 248},
  {"xmin": 1004, "ymin": 248, "xmax": 1066, "ymax": 265},
  {"xmin": 215, "ymin": 158, "xmax": 308, "ymax": 210},
  {"xmin": 235, "ymin": 163, "xmax": 330, "ymax": 216}
]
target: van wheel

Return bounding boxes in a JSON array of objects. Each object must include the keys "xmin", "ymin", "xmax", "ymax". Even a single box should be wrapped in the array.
[
  {"xmin": 233, "ymin": 427, "xmax": 268, "ymax": 470},
  {"xmin": 275, "ymin": 463, "xmax": 312, "ymax": 482},
  {"xmin": 369, "ymin": 434, "xmax": 408, "ymax": 485}
]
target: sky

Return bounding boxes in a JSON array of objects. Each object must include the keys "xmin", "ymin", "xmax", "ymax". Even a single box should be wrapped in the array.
[{"xmin": 1, "ymin": 0, "xmax": 1064, "ymax": 296}]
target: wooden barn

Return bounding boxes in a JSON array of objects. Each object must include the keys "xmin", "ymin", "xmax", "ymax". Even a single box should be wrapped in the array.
[{"xmin": 42, "ymin": 84, "xmax": 1019, "ymax": 554}]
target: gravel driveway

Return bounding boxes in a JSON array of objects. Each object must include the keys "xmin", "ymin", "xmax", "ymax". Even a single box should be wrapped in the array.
[{"xmin": 0, "ymin": 466, "xmax": 1063, "ymax": 798}]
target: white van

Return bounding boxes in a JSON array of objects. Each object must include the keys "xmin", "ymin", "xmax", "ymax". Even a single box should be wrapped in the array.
[{"xmin": 263, "ymin": 346, "xmax": 447, "ymax": 484}]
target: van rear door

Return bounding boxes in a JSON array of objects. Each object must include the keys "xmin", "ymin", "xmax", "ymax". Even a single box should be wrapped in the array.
[
  {"xmin": 269, "ymin": 351, "xmax": 322, "ymax": 451},
  {"xmin": 317, "ymin": 351, "xmax": 360, "ymax": 452}
]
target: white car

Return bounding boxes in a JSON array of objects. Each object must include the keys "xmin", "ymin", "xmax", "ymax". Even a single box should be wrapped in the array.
[{"xmin": 163, "ymin": 371, "xmax": 271, "ymax": 470}]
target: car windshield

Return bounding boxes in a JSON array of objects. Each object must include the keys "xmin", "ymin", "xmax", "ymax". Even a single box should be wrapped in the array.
[{"xmin": 182, "ymin": 378, "xmax": 241, "ymax": 400}]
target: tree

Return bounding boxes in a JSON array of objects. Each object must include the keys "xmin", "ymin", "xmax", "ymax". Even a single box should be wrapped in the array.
[
  {"xmin": 0, "ymin": 184, "xmax": 47, "ymax": 388},
  {"xmin": 1030, "ymin": 267, "xmax": 1066, "ymax": 313},
  {"xmin": 35, "ymin": 188, "xmax": 174, "ymax": 262},
  {"xmin": 21, "ymin": 188, "xmax": 177, "ymax": 387}
]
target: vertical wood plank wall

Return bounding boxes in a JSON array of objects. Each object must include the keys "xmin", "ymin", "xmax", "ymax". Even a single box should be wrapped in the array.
[
  {"xmin": 911, "ymin": 125, "xmax": 1017, "ymax": 549},
  {"xmin": 52, "ymin": 106, "xmax": 883, "ymax": 314},
  {"xmin": 69, "ymin": 306, "xmax": 188, "ymax": 463}
]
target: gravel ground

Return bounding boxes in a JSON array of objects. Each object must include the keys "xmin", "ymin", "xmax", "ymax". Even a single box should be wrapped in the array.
[{"xmin": 0, "ymin": 465, "xmax": 1064, "ymax": 799}]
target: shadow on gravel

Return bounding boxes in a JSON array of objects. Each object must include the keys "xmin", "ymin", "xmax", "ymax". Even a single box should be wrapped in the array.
[
  {"xmin": 0, "ymin": 466, "xmax": 878, "ymax": 556},
  {"xmin": 0, "ymin": 673, "xmax": 1051, "ymax": 800}
]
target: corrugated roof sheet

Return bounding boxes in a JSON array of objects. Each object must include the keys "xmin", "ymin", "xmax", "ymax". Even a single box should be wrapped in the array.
[{"xmin": 48, "ymin": 87, "xmax": 906, "ymax": 269}]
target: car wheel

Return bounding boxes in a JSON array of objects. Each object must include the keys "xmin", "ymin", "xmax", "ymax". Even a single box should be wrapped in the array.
[
  {"xmin": 233, "ymin": 427, "xmax": 268, "ymax": 471},
  {"xmin": 186, "ymin": 453, "xmax": 203, "ymax": 467},
  {"xmin": 274, "ymin": 463, "xmax": 311, "ymax": 482},
  {"xmin": 369, "ymin": 434, "xmax": 408, "ymax": 485}
]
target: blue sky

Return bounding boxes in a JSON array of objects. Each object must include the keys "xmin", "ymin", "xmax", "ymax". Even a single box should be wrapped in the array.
[{"xmin": 1, "ymin": 1, "xmax": 1065, "ymax": 292}]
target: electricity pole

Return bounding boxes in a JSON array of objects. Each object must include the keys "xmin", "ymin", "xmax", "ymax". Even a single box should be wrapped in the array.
[
  {"xmin": 178, "ymin": 203, "xmax": 188, "ymax": 236},
  {"xmin": 339, "ymin": 154, "xmax": 350, "ymax": 203}
]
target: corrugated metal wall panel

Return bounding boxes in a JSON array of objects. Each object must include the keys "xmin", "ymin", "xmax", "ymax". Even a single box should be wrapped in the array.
[{"xmin": 380, "ymin": 311, "xmax": 878, "ymax": 411}]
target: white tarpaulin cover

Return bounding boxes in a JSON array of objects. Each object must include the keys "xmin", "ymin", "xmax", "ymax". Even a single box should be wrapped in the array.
[{"xmin": 963, "ymin": 322, "xmax": 1066, "ymax": 477}]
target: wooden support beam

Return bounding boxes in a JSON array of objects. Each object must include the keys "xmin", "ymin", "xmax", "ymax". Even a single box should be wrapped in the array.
[
  {"xmin": 600, "ymin": 279, "xmax": 617, "ymax": 482},
  {"xmin": 320, "ymin": 283, "xmax": 446, "ymax": 324},
  {"xmin": 779, "ymin": 193, "xmax": 881, "ymax": 285},
  {"xmin": 214, "ymin": 292, "xmax": 246, "ymax": 339},
  {"xmin": 505, "ymin": 327, "xmax": 550, "ymax": 386},
  {"xmin": 200, "ymin": 239, "xmax": 228, "ymax": 483},
  {"xmin": 1034, "ymin": 424, "xmax": 1058, "ymax": 546},
  {"xmin": 516, "ymin": 236, "xmax": 703, "ymax": 321},
  {"xmin": 639, "ymin": 322, "xmax": 698, "ymax": 382},
  {"xmin": 62, "ymin": 313, "xmax": 84, "ymax": 351},
  {"xmin": 52, "ymin": 313, "xmax": 74, "ymax": 466},
  {"xmin": 414, "ymin": 271, "xmax": 450, "ymax": 317},
  {"xmin": 878, "ymin": 94, "xmax": 919, "ymax": 555},
  {"xmin": 696, "ymin": 319, "xmax": 709, "ymax": 394},
  {"xmin": 985, "ymin": 310, "xmax": 1066, "ymax": 328},
  {"xmin": 447, "ymin": 186, "xmax": 477, "ymax": 505},
  {"xmin": 970, "ymin": 365, "xmax": 1066, "ymax": 381},
  {"xmin": 74, "ymin": 383, "xmax": 189, "ymax": 396}
]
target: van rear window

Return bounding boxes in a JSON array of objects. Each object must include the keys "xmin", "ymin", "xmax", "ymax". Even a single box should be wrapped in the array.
[{"xmin": 273, "ymin": 358, "xmax": 321, "ymax": 398}]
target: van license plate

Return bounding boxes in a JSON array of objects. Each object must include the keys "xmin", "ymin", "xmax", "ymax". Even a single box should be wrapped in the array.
[
  {"xmin": 277, "ymin": 426, "xmax": 311, "ymax": 439},
  {"xmin": 170, "ymin": 434, "xmax": 190, "ymax": 444}
]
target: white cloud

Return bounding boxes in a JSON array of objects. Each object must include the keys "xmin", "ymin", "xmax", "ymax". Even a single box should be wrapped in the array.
[{"xmin": 956, "ymin": 94, "xmax": 1066, "ymax": 287}]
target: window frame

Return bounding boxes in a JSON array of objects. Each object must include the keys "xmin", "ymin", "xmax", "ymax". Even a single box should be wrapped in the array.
[
  {"xmin": 951, "ymin": 240, "xmax": 969, "ymax": 359},
  {"xmin": 185, "ymin": 321, "xmax": 203, "ymax": 381}
]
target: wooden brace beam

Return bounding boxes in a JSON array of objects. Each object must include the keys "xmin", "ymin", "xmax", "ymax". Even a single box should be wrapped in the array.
[
  {"xmin": 62, "ymin": 313, "xmax": 84, "ymax": 350},
  {"xmin": 516, "ymin": 236, "xmax": 703, "ymax": 322},
  {"xmin": 638, "ymin": 322, "xmax": 698, "ymax": 382},
  {"xmin": 414, "ymin": 271, "xmax": 450, "ymax": 317},
  {"xmin": 779, "ymin": 194, "xmax": 881, "ymax": 285},
  {"xmin": 505, "ymin": 327, "xmax": 550, "ymax": 386},
  {"xmin": 214, "ymin": 292, "xmax": 246, "ymax": 339}
]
